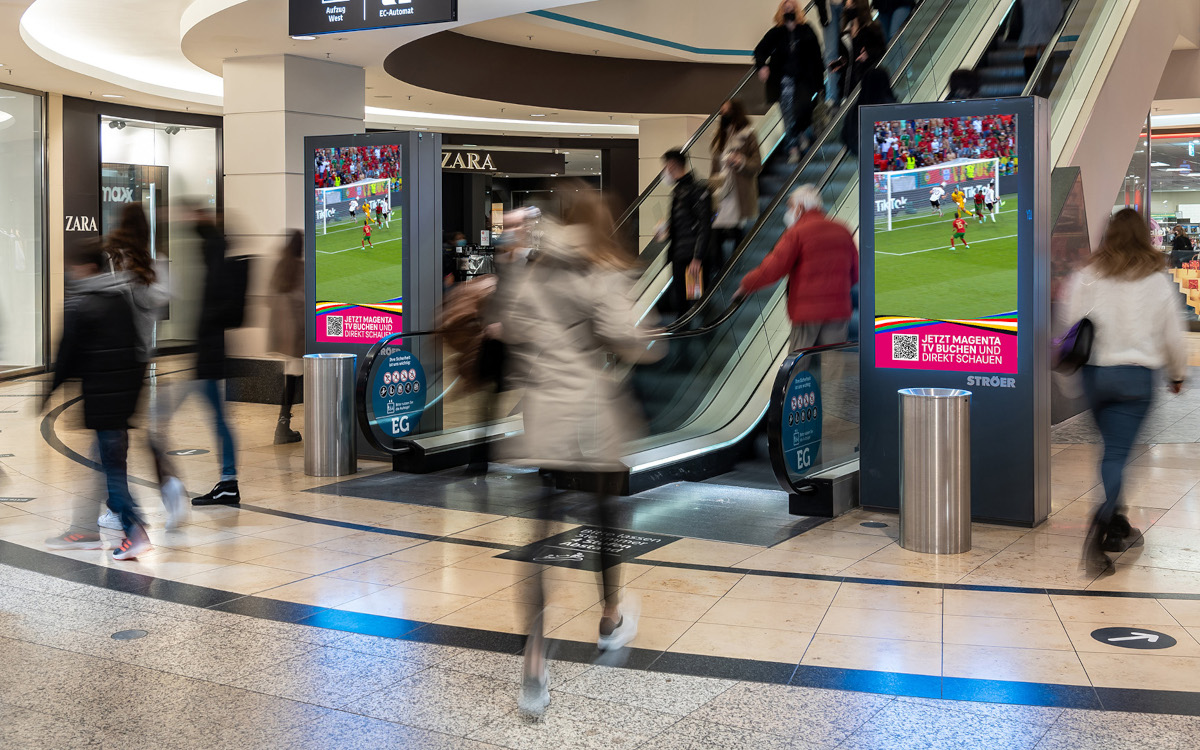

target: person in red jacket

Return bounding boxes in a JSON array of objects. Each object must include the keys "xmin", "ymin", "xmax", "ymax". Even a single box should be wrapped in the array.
[{"xmin": 735, "ymin": 185, "xmax": 859, "ymax": 352}]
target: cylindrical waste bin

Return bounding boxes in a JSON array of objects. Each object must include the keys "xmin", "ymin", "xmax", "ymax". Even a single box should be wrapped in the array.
[
  {"xmin": 304, "ymin": 353, "xmax": 357, "ymax": 477},
  {"xmin": 899, "ymin": 388, "xmax": 971, "ymax": 554}
]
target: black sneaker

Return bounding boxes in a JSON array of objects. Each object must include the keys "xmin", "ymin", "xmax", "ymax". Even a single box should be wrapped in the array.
[{"xmin": 192, "ymin": 479, "xmax": 240, "ymax": 506}]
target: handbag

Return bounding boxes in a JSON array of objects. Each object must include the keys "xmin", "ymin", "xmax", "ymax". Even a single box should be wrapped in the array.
[{"xmin": 1054, "ymin": 317, "xmax": 1093, "ymax": 374}]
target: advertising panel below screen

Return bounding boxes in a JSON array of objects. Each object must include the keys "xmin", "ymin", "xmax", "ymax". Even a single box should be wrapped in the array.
[{"xmin": 871, "ymin": 113, "xmax": 1019, "ymax": 374}]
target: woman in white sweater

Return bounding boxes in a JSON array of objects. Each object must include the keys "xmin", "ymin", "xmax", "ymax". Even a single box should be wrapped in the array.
[{"xmin": 1065, "ymin": 208, "xmax": 1186, "ymax": 568}]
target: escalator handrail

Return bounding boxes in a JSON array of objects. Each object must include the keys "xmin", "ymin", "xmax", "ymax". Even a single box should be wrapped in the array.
[
  {"xmin": 661, "ymin": 0, "xmax": 960, "ymax": 335},
  {"xmin": 1021, "ymin": 0, "xmax": 1083, "ymax": 98},
  {"xmin": 612, "ymin": 0, "xmax": 823, "ymax": 235}
]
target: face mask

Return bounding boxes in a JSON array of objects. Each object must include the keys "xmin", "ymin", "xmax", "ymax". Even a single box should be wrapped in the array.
[
  {"xmin": 456, "ymin": 239, "xmax": 467, "ymax": 247},
  {"xmin": 783, "ymin": 10, "xmax": 796, "ymax": 22},
  {"xmin": 784, "ymin": 207, "xmax": 798, "ymax": 227},
  {"xmin": 661, "ymin": 170, "xmax": 676, "ymax": 187}
]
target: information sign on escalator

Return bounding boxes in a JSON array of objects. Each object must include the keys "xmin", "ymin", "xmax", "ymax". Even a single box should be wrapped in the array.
[
  {"xmin": 290, "ymin": 0, "xmax": 458, "ymax": 36},
  {"xmin": 368, "ymin": 347, "xmax": 427, "ymax": 439},
  {"xmin": 781, "ymin": 370, "xmax": 822, "ymax": 477}
]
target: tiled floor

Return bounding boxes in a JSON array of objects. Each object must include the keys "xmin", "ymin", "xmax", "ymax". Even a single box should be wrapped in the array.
[{"xmin": 5, "ymin": 362, "xmax": 1200, "ymax": 746}]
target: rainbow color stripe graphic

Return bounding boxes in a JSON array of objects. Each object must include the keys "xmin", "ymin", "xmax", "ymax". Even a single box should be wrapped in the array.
[{"xmin": 316, "ymin": 297, "xmax": 403, "ymax": 345}]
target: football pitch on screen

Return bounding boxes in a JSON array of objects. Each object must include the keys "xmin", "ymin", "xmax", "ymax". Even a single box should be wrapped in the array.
[
  {"xmin": 313, "ymin": 210, "xmax": 403, "ymax": 305},
  {"xmin": 873, "ymin": 194, "xmax": 1018, "ymax": 322}
]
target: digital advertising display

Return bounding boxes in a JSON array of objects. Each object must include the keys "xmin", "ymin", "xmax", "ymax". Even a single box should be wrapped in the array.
[
  {"xmin": 290, "ymin": 0, "xmax": 457, "ymax": 36},
  {"xmin": 312, "ymin": 143, "xmax": 404, "ymax": 345},
  {"xmin": 871, "ymin": 114, "xmax": 1019, "ymax": 373},
  {"xmin": 858, "ymin": 97, "xmax": 1050, "ymax": 526}
]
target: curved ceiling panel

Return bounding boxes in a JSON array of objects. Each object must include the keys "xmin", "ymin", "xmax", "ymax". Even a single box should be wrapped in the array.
[{"xmin": 383, "ymin": 32, "xmax": 763, "ymax": 116}]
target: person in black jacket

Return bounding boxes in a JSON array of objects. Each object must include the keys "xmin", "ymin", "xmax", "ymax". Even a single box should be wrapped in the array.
[
  {"xmin": 43, "ymin": 240, "xmax": 152, "ymax": 560},
  {"xmin": 833, "ymin": 6, "xmax": 887, "ymax": 98},
  {"xmin": 190, "ymin": 207, "xmax": 241, "ymax": 507},
  {"xmin": 1171, "ymin": 226, "xmax": 1195, "ymax": 268},
  {"xmin": 660, "ymin": 149, "xmax": 713, "ymax": 315},
  {"xmin": 755, "ymin": 1, "xmax": 827, "ymax": 162}
]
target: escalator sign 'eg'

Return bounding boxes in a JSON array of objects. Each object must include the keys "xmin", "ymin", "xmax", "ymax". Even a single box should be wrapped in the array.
[
  {"xmin": 370, "ymin": 349, "xmax": 427, "ymax": 438},
  {"xmin": 782, "ymin": 371, "xmax": 822, "ymax": 475}
]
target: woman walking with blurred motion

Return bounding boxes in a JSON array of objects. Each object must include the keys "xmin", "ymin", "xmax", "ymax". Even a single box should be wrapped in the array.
[
  {"xmin": 504, "ymin": 188, "xmax": 660, "ymax": 719},
  {"xmin": 710, "ymin": 99, "xmax": 762, "ymax": 272},
  {"xmin": 1065, "ymin": 209, "xmax": 1186, "ymax": 573},
  {"xmin": 755, "ymin": 0, "xmax": 826, "ymax": 162},
  {"xmin": 105, "ymin": 204, "xmax": 188, "ymax": 529},
  {"xmin": 269, "ymin": 230, "xmax": 305, "ymax": 444}
]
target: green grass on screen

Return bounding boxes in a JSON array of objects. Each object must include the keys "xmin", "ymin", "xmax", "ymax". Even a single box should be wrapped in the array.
[
  {"xmin": 874, "ymin": 195, "xmax": 1018, "ymax": 321},
  {"xmin": 314, "ymin": 207, "xmax": 403, "ymax": 305}
]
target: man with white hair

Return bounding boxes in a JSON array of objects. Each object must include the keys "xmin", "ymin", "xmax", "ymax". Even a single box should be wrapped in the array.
[{"xmin": 736, "ymin": 185, "xmax": 858, "ymax": 351}]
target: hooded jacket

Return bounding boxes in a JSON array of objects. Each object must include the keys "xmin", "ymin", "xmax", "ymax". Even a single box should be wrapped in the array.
[
  {"xmin": 501, "ymin": 220, "xmax": 658, "ymax": 471},
  {"xmin": 50, "ymin": 271, "xmax": 144, "ymax": 431}
]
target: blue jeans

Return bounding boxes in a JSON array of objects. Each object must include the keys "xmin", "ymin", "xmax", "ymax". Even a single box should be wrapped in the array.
[
  {"xmin": 877, "ymin": 5, "xmax": 912, "ymax": 43},
  {"xmin": 199, "ymin": 379, "xmax": 237, "ymax": 480},
  {"xmin": 780, "ymin": 76, "xmax": 799, "ymax": 153},
  {"xmin": 1081, "ymin": 365, "xmax": 1153, "ymax": 524},
  {"xmin": 823, "ymin": 3, "xmax": 844, "ymax": 102},
  {"xmin": 96, "ymin": 429, "xmax": 144, "ymax": 535}
]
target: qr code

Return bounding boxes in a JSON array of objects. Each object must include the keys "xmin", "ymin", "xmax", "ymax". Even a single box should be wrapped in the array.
[
  {"xmin": 892, "ymin": 333, "xmax": 919, "ymax": 361},
  {"xmin": 326, "ymin": 316, "xmax": 343, "ymax": 337}
]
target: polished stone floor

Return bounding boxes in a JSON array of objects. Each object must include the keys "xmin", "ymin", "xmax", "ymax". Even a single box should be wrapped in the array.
[
  {"xmin": 4, "ymin": 359, "xmax": 1200, "ymax": 747},
  {"xmin": 5, "ymin": 563, "xmax": 1200, "ymax": 750}
]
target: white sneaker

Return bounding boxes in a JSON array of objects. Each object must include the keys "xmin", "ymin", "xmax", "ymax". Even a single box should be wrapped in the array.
[
  {"xmin": 597, "ymin": 609, "xmax": 639, "ymax": 652},
  {"xmin": 161, "ymin": 477, "xmax": 188, "ymax": 530},
  {"xmin": 517, "ymin": 668, "xmax": 550, "ymax": 720},
  {"xmin": 113, "ymin": 530, "xmax": 152, "ymax": 561},
  {"xmin": 97, "ymin": 511, "xmax": 123, "ymax": 531}
]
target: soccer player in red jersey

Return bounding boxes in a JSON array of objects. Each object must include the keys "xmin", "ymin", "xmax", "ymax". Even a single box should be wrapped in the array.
[
  {"xmin": 951, "ymin": 212, "xmax": 969, "ymax": 250},
  {"xmin": 973, "ymin": 190, "xmax": 986, "ymax": 223},
  {"xmin": 361, "ymin": 219, "xmax": 374, "ymax": 249}
]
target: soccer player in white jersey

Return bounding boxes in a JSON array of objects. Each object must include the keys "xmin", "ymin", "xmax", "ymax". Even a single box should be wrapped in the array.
[
  {"xmin": 929, "ymin": 183, "xmax": 946, "ymax": 217},
  {"xmin": 984, "ymin": 182, "xmax": 998, "ymax": 222},
  {"xmin": 349, "ymin": 198, "xmax": 359, "ymax": 220}
]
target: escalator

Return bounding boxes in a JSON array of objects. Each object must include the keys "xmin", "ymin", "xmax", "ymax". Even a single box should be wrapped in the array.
[
  {"xmin": 618, "ymin": 0, "xmax": 1125, "ymax": 493},
  {"xmin": 384, "ymin": 0, "xmax": 1142, "ymax": 492}
]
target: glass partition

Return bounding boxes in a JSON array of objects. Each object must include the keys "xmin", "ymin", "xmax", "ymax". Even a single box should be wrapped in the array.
[{"xmin": 0, "ymin": 87, "xmax": 46, "ymax": 373}]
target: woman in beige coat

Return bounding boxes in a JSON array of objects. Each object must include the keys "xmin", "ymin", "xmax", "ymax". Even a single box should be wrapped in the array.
[
  {"xmin": 504, "ymin": 188, "xmax": 659, "ymax": 718},
  {"xmin": 710, "ymin": 99, "xmax": 762, "ymax": 272}
]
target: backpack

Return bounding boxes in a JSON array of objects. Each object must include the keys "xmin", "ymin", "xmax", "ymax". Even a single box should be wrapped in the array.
[{"xmin": 222, "ymin": 255, "xmax": 251, "ymax": 329}]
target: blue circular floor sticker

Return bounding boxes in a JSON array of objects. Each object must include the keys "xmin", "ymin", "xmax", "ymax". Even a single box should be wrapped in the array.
[
  {"xmin": 782, "ymin": 370, "xmax": 822, "ymax": 476},
  {"xmin": 369, "ymin": 349, "xmax": 427, "ymax": 439}
]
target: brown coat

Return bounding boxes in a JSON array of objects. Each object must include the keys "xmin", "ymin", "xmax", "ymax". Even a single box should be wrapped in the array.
[
  {"xmin": 710, "ymin": 126, "xmax": 762, "ymax": 223},
  {"xmin": 268, "ymin": 250, "xmax": 304, "ymax": 359}
]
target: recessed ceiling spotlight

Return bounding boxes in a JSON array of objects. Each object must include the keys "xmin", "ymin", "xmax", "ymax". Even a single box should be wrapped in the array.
[
  {"xmin": 291, "ymin": 35, "xmax": 317, "ymax": 41},
  {"xmin": 102, "ymin": 94, "xmax": 125, "ymax": 98},
  {"xmin": 530, "ymin": 113, "xmax": 546, "ymax": 117}
]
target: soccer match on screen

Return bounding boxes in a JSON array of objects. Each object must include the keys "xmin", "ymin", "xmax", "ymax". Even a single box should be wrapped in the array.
[
  {"xmin": 871, "ymin": 115, "xmax": 1019, "ymax": 373},
  {"xmin": 872, "ymin": 115, "xmax": 1018, "ymax": 321},
  {"xmin": 313, "ymin": 145, "xmax": 404, "ymax": 309}
]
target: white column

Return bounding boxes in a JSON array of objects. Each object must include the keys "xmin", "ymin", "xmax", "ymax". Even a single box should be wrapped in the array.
[
  {"xmin": 221, "ymin": 54, "xmax": 365, "ymax": 356},
  {"xmin": 636, "ymin": 116, "xmax": 707, "ymax": 250}
]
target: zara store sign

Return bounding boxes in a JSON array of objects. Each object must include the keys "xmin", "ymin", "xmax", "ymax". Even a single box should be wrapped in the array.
[{"xmin": 440, "ymin": 149, "xmax": 566, "ymax": 176}]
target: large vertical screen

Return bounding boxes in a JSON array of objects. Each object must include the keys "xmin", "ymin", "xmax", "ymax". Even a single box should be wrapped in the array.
[
  {"xmin": 313, "ymin": 144, "xmax": 404, "ymax": 344},
  {"xmin": 871, "ymin": 114, "xmax": 1019, "ymax": 373}
]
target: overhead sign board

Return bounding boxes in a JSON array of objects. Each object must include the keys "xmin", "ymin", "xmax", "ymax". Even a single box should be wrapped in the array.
[
  {"xmin": 440, "ymin": 149, "xmax": 566, "ymax": 175},
  {"xmin": 290, "ymin": 0, "xmax": 458, "ymax": 36}
]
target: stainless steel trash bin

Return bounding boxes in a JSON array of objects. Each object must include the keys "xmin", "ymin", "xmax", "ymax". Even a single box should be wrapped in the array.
[
  {"xmin": 899, "ymin": 388, "xmax": 971, "ymax": 554},
  {"xmin": 304, "ymin": 353, "xmax": 357, "ymax": 477}
]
